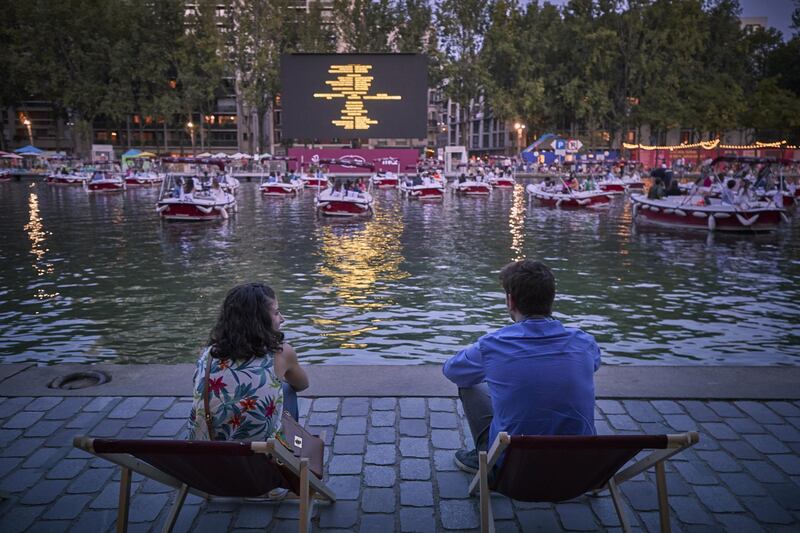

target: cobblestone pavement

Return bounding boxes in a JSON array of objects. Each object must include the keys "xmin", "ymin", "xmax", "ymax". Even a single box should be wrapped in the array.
[{"xmin": 0, "ymin": 396, "xmax": 798, "ymax": 532}]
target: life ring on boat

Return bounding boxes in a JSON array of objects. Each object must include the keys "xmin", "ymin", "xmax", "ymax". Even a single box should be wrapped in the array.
[
  {"xmin": 735, "ymin": 213, "xmax": 759, "ymax": 227},
  {"xmin": 708, "ymin": 215, "xmax": 716, "ymax": 231}
]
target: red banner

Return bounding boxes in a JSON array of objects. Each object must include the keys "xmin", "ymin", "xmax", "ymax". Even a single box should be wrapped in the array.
[{"xmin": 287, "ymin": 148, "xmax": 419, "ymax": 174}]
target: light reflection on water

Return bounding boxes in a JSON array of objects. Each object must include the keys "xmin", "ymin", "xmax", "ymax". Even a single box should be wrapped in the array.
[{"xmin": 0, "ymin": 180, "xmax": 798, "ymax": 365}]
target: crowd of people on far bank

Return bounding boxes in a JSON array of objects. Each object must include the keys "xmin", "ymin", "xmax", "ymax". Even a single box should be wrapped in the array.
[{"xmin": 186, "ymin": 259, "xmax": 601, "ymax": 485}]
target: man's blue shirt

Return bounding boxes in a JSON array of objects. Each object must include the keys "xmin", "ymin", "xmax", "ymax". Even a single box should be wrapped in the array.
[{"xmin": 443, "ymin": 318, "xmax": 601, "ymax": 448}]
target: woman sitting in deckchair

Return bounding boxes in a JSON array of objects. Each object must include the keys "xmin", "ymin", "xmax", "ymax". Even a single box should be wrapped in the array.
[{"xmin": 188, "ymin": 283, "xmax": 308, "ymax": 442}]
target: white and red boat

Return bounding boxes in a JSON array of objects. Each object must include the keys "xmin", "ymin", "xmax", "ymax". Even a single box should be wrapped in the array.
[
  {"xmin": 125, "ymin": 171, "xmax": 163, "ymax": 187},
  {"xmin": 85, "ymin": 171, "xmax": 125, "ymax": 192},
  {"xmin": 370, "ymin": 172, "xmax": 399, "ymax": 189},
  {"xmin": 260, "ymin": 176, "xmax": 303, "ymax": 196},
  {"xmin": 754, "ymin": 188, "xmax": 798, "ymax": 208},
  {"xmin": 488, "ymin": 172, "xmax": 515, "ymax": 189},
  {"xmin": 301, "ymin": 172, "xmax": 330, "ymax": 189},
  {"xmin": 0, "ymin": 170, "xmax": 12, "ymax": 182},
  {"xmin": 218, "ymin": 174, "xmax": 240, "ymax": 194},
  {"xmin": 622, "ymin": 173, "xmax": 645, "ymax": 191},
  {"xmin": 526, "ymin": 183, "xmax": 614, "ymax": 208},
  {"xmin": 631, "ymin": 193, "xmax": 786, "ymax": 232},
  {"xmin": 315, "ymin": 186, "xmax": 373, "ymax": 216},
  {"xmin": 156, "ymin": 194, "xmax": 236, "ymax": 221},
  {"xmin": 156, "ymin": 175, "xmax": 236, "ymax": 221},
  {"xmin": 452, "ymin": 179, "xmax": 492, "ymax": 196},
  {"xmin": 47, "ymin": 171, "xmax": 90, "ymax": 185},
  {"xmin": 400, "ymin": 176, "xmax": 446, "ymax": 200},
  {"xmin": 597, "ymin": 176, "xmax": 626, "ymax": 193}
]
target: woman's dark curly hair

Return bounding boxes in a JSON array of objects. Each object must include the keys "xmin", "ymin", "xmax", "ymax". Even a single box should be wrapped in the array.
[{"xmin": 208, "ymin": 283, "xmax": 284, "ymax": 360}]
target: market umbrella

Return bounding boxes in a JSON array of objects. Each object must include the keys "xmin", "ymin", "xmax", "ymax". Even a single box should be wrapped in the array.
[{"xmin": 15, "ymin": 145, "xmax": 43, "ymax": 155}]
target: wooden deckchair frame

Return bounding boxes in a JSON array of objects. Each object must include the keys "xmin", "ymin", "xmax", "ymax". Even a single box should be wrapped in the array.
[
  {"xmin": 73, "ymin": 436, "xmax": 336, "ymax": 533},
  {"xmin": 468, "ymin": 431, "xmax": 699, "ymax": 533}
]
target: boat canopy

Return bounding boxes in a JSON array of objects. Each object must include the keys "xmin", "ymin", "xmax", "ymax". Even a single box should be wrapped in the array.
[{"xmin": 161, "ymin": 156, "xmax": 226, "ymax": 170}]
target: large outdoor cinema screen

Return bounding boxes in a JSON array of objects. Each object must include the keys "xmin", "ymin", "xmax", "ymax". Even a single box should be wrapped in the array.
[{"xmin": 280, "ymin": 54, "xmax": 428, "ymax": 139}]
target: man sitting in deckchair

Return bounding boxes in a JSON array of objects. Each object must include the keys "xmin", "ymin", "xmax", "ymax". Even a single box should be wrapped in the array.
[{"xmin": 443, "ymin": 259, "xmax": 601, "ymax": 473}]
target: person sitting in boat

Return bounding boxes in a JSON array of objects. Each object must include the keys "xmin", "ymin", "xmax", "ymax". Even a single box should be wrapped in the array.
[
  {"xmin": 648, "ymin": 178, "xmax": 665, "ymax": 199},
  {"xmin": 210, "ymin": 178, "xmax": 227, "ymax": 202},
  {"xmin": 665, "ymin": 178, "xmax": 682, "ymax": 196},
  {"xmin": 182, "ymin": 178, "xmax": 195, "ymax": 201},
  {"xmin": 172, "ymin": 177, "xmax": 184, "ymax": 198},
  {"xmin": 720, "ymin": 179, "xmax": 738, "ymax": 205},
  {"xmin": 188, "ymin": 282, "xmax": 309, "ymax": 445},
  {"xmin": 443, "ymin": 260, "xmax": 601, "ymax": 474},
  {"xmin": 736, "ymin": 179, "xmax": 754, "ymax": 206},
  {"xmin": 267, "ymin": 172, "xmax": 278, "ymax": 183},
  {"xmin": 458, "ymin": 173, "xmax": 467, "ymax": 184},
  {"xmin": 754, "ymin": 166, "xmax": 771, "ymax": 191},
  {"xmin": 582, "ymin": 176, "xmax": 596, "ymax": 191}
]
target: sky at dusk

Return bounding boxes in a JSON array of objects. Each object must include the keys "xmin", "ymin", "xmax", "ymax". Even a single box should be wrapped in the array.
[{"xmin": 541, "ymin": 0, "xmax": 797, "ymax": 39}]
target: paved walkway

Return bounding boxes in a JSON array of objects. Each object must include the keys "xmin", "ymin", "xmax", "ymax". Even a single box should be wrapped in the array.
[{"xmin": 0, "ymin": 395, "xmax": 798, "ymax": 532}]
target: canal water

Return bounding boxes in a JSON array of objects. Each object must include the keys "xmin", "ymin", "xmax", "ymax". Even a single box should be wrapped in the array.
[{"xmin": 1, "ymin": 180, "xmax": 798, "ymax": 365}]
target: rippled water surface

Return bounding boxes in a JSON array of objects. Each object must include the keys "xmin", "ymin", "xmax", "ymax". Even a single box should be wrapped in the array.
[{"xmin": 1, "ymin": 180, "xmax": 798, "ymax": 365}]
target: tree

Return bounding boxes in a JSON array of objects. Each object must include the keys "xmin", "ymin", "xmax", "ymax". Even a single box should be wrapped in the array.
[
  {"xmin": 0, "ymin": 3, "xmax": 26, "ymax": 150},
  {"xmin": 435, "ymin": 0, "xmax": 491, "ymax": 148},
  {"xmin": 176, "ymin": 0, "xmax": 226, "ymax": 153},
  {"xmin": 742, "ymin": 77, "xmax": 800, "ymax": 138},
  {"xmin": 229, "ymin": 0, "xmax": 294, "ymax": 154},
  {"xmin": 292, "ymin": 2, "xmax": 336, "ymax": 53},
  {"xmin": 13, "ymin": 0, "xmax": 121, "ymax": 155},
  {"xmin": 332, "ymin": 0, "xmax": 397, "ymax": 53}
]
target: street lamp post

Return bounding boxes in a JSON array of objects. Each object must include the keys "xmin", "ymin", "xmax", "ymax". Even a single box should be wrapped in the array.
[
  {"xmin": 23, "ymin": 118, "xmax": 33, "ymax": 146},
  {"xmin": 187, "ymin": 121, "xmax": 195, "ymax": 155},
  {"xmin": 514, "ymin": 122, "xmax": 526, "ymax": 153}
]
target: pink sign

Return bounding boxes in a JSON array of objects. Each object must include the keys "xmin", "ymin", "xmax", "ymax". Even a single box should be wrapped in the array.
[{"xmin": 287, "ymin": 148, "xmax": 419, "ymax": 174}]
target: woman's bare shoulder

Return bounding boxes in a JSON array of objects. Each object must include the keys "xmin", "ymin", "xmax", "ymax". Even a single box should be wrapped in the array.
[{"xmin": 276, "ymin": 342, "xmax": 298, "ymax": 361}]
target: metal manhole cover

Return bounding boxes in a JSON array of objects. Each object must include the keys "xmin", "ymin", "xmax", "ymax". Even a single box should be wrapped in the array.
[{"xmin": 48, "ymin": 371, "xmax": 110, "ymax": 390}]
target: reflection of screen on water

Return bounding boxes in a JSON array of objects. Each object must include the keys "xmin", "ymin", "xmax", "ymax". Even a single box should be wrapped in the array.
[{"xmin": 281, "ymin": 54, "xmax": 428, "ymax": 139}]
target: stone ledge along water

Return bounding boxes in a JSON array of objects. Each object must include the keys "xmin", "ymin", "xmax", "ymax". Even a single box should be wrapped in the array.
[
  {"xmin": 1, "ymin": 180, "xmax": 798, "ymax": 365},
  {"xmin": 2, "ymin": 364, "xmax": 800, "ymax": 400}
]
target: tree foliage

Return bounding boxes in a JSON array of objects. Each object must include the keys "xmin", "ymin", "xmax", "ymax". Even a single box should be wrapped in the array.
[{"xmin": 2, "ymin": 0, "xmax": 799, "ymax": 151}]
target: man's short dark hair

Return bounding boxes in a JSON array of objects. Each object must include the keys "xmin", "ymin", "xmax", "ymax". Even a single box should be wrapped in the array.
[{"xmin": 499, "ymin": 260, "xmax": 555, "ymax": 317}]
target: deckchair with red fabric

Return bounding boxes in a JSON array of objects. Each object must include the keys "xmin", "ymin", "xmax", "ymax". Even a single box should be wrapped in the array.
[
  {"xmin": 73, "ymin": 436, "xmax": 336, "ymax": 533},
  {"xmin": 469, "ymin": 431, "xmax": 699, "ymax": 533}
]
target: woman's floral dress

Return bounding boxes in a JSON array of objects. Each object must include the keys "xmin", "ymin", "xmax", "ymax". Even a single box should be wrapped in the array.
[{"xmin": 188, "ymin": 347, "xmax": 284, "ymax": 441}]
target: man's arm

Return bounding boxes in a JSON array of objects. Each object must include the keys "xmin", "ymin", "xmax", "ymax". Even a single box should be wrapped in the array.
[
  {"xmin": 442, "ymin": 342, "xmax": 486, "ymax": 387},
  {"xmin": 587, "ymin": 335, "xmax": 601, "ymax": 372}
]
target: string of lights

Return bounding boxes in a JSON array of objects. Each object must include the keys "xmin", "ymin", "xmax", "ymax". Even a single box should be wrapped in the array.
[{"xmin": 622, "ymin": 139, "xmax": 796, "ymax": 151}]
